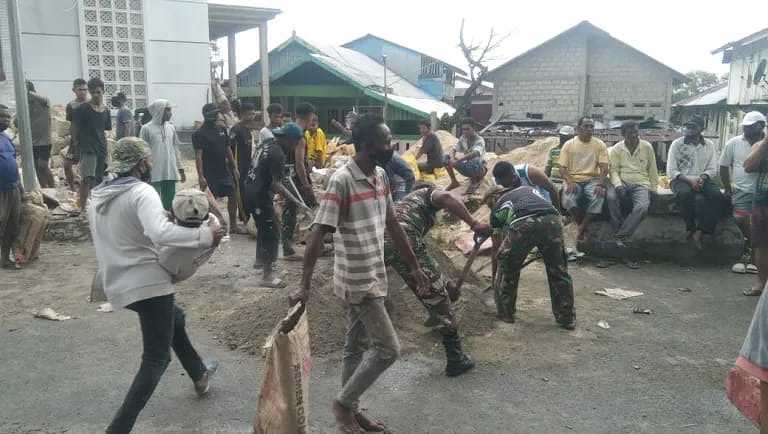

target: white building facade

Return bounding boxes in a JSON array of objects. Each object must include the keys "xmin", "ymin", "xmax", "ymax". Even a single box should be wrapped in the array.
[{"xmin": 0, "ymin": 0, "xmax": 277, "ymax": 128}]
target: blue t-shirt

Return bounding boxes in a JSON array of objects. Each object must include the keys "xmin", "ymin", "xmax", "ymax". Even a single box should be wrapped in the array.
[{"xmin": 0, "ymin": 133, "xmax": 20, "ymax": 191}]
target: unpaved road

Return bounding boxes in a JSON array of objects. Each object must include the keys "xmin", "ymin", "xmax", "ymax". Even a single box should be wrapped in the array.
[{"xmin": 0, "ymin": 235, "xmax": 758, "ymax": 433}]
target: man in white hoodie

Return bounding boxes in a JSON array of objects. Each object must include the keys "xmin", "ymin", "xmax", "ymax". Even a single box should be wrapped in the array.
[
  {"xmin": 89, "ymin": 137, "xmax": 223, "ymax": 434},
  {"xmin": 140, "ymin": 99, "xmax": 186, "ymax": 210}
]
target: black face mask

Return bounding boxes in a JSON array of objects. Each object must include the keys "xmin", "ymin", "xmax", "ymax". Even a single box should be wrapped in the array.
[{"xmin": 373, "ymin": 148, "xmax": 394, "ymax": 167}]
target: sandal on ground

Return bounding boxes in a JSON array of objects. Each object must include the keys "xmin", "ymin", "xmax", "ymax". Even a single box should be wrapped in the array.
[
  {"xmin": 747, "ymin": 264, "xmax": 759, "ymax": 274},
  {"xmin": 259, "ymin": 276, "xmax": 286, "ymax": 288},
  {"xmin": 595, "ymin": 260, "xmax": 615, "ymax": 268},
  {"xmin": 354, "ymin": 411, "xmax": 386, "ymax": 432},
  {"xmin": 732, "ymin": 263, "xmax": 747, "ymax": 274},
  {"xmin": 743, "ymin": 288, "xmax": 763, "ymax": 296}
]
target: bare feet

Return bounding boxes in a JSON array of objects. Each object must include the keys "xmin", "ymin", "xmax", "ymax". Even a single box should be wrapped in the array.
[
  {"xmin": 332, "ymin": 400, "xmax": 362, "ymax": 434},
  {"xmin": 447, "ymin": 181, "xmax": 461, "ymax": 191},
  {"xmin": 354, "ymin": 411, "xmax": 386, "ymax": 432},
  {"xmin": 691, "ymin": 230, "xmax": 703, "ymax": 251}
]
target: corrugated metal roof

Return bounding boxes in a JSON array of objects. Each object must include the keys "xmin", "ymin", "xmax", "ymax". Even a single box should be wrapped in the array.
[
  {"xmin": 673, "ymin": 83, "xmax": 728, "ymax": 107},
  {"xmin": 308, "ymin": 43, "xmax": 455, "ymax": 117}
]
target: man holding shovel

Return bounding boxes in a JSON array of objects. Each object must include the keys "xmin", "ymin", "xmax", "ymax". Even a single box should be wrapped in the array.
[
  {"xmin": 384, "ymin": 183, "xmax": 490, "ymax": 377},
  {"xmin": 486, "ymin": 181, "xmax": 576, "ymax": 329}
]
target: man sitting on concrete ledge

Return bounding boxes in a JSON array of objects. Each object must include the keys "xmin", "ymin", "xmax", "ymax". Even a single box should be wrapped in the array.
[
  {"xmin": 558, "ymin": 116, "xmax": 610, "ymax": 242},
  {"xmin": 607, "ymin": 120, "xmax": 658, "ymax": 246},
  {"xmin": 667, "ymin": 115, "xmax": 725, "ymax": 250}
]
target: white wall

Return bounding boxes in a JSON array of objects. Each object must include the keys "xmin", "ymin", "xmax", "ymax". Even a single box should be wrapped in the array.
[
  {"xmin": 145, "ymin": 0, "xmax": 210, "ymax": 128},
  {"xmin": 727, "ymin": 49, "xmax": 768, "ymax": 105}
]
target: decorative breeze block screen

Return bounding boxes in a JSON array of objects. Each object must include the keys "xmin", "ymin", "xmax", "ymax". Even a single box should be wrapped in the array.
[{"xmin": 82, "ymin": 0, "xmax": 146, "ymax": 109}]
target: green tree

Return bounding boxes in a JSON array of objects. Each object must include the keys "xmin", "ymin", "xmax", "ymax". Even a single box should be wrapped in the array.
[{"xmin": 672, "ymin": 70, "xmax": 725, "ymax": 102}]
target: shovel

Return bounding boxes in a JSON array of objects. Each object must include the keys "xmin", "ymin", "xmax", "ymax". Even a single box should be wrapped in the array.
[
  {"xmin": 285, "ymin": 175, "xmax": 316, "ymax": 231},
  {"xmin": 455, "ymin": 232, "xmax": 490, "ymax": 291}
]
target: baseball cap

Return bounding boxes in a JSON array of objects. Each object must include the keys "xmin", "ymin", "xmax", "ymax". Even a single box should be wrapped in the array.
[
  {"xmin": 559, "ymin": 125, "xmax": 575, "ymax": 136},
  {"xmin": 110, "ymin": 137, "xmax": 150, "ymax": 173},
  {"xmin": 742, "ymin": 111, "xmax": 767, "ymax": 126},
  {"xmin": 272, "ymin": 122, "xmax": 303, "ymax": 140},
  {"xmin": 172, "ymin": 189, "xmax": 210, "ymax": 225}
]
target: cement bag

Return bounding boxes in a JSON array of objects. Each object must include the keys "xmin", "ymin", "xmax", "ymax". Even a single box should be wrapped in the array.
[
  {"xmin": 725, "ymin": 366, "xmax": 761, "ymax": 427},
  {"xmin": 14, "ymin": 193, "xmax": 47, "ymax": 264},
  {"xmin": 254, "ymin": 302, "xmax": 312, "ymax": 434}
]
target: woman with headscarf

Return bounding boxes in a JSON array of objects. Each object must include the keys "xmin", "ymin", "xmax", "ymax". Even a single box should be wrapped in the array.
[{"xmin": 140, "ymin": 99, "xmax": 185, "ymax": 210}]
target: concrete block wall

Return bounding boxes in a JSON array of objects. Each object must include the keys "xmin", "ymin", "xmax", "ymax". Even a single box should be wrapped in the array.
[
  {"xmin": 492, "ymin": 35, "xmax": 588, "ymax": 123},
  {"xmin": 586, "ymin": 36, "xmax": 671, "ymax": 120}
]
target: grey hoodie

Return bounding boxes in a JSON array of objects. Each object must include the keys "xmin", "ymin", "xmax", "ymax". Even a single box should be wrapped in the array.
[
  {"xmin": 140, "ymin": 99, "xmax": 183, "ymax": 183},
  {"xmin": 88, "ymin": 177, "xmax": 213, "ymax": 308}
]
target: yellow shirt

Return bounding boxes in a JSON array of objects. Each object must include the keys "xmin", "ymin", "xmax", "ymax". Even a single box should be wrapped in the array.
[
  {"xmin": 305, "ymin": 128, "xmax": 327, "ymax": 167},
  {"xmin": 557, "ymin": 136, "xmax": 609, "ymax": 183},
  {"xmin": 609, "ymin": 140, "xmax": 658, "ymax": 192}
]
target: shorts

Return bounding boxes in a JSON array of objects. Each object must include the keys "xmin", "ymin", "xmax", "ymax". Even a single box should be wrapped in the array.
[
  {"xmin": 80, "ymin": 152, "xmax": 106, "ymax": 187},
  {"xmin": 752, "ymin": 204, "xmax": 768, "ymax": 248},
  {"xmin": 454, "ymin": 157, "xmax": 486, "ymax": 178},
  {"xmin": 418, "ymin": 155, "xmax": 449, "ymax": 174},
  {"xmin": 65, "ymin": 143, "xmax": 80, "ymax": 162},
  {"xmin": 732, "ymin": 190, "xmax": 754, "ymax": 218},
  {"xmin": 207, "ymin": 179, "xmax": 234, "ymax": 199},
  {"xmin": 562, "ymin": 180, "xmax": 604, "ymax": 215},
  {"xmin": 33, "ymin": 145, "xmax": 51, "ymax": 161}
]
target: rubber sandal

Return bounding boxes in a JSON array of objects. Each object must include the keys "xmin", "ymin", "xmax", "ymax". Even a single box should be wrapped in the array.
[
  {"xmin": 623, "ymin": 260, "xmax": 640, "ymax": 270},
  {"xmin": 747, "ymin": 264, "xmax": 759, "ymax": 274},
  {"xmin": 743, "ymin": 288, "xmax": 763, "ymax": 297},
  {"xmin": 732, "ymin": 263, "xmax": 747, "ymax": 274},
  {"xmin": 259, "ymin": 277, "xmax": 286, "ymax": 288}
]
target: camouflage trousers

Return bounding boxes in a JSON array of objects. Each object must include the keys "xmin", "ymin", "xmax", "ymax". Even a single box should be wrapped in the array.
[
  {"xmin": 384, "ymin": 233, "xmax": 457, "ymax": 334},
  {"xmin": 496, "ymin": 214, "xmax": 575, "ymax": 325}
]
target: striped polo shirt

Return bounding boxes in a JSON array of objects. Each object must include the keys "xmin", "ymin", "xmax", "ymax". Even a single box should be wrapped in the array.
[{"xmin": 313, "ymin": 159, "xmax": 392, "ymax": 303}]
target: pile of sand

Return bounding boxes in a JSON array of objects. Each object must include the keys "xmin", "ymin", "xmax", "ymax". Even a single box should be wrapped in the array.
[
  {"xmin": 404, "ymin": 130, "xmax": 458, "ymax": 159},
  {"xmin": 216, "ymin": 241, "xmax": 496, "ymax": 357},
  {"xmin": 487, "ymin": 136, "xmax": 559, "ymax": 170}
]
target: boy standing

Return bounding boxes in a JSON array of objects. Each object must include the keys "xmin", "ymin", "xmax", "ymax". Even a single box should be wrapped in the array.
[{"xmin": 74, "ymin": 77, "xmax": 111, "ymax": 212}]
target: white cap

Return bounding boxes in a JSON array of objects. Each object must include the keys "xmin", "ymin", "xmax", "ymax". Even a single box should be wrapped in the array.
[
  {"xmin": 742, "ymin": 111, "xmax": 767, "ymax": 126},
  {"xmin": 559, "ymin": 125, "xmax": 575, "ymax": 135}
]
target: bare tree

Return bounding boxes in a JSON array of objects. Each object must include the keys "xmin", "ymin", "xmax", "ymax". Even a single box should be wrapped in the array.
[{"xmin": 454, "ymin": 19, "xmax": 508, "ymax": 128}]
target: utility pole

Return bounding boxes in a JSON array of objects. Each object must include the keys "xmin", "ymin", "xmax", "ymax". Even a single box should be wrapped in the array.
[
  {"xmin": 382, "ymin": 54, "xmax": 388, "ymax": 123},
  {"xmin": 7, "ymin": 0, "xmax": 38, "ymax": 191}
]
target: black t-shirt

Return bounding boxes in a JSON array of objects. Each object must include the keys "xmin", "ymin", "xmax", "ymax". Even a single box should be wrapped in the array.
[
  {"xmin": 421, "ymin": 132, "xmax": 443, "ymax": 166},
  {"xmin": 66, "ymin": 100, "xmax": 83, "ymax": 148},
  {"xmin": 74, "ymin": 103, "xmax": 111, "ymax": 156},
  {"xmin": 193, "ymin": 124, "xmax": 231, "ymax": 184},
  {"xmin": 230, "ymin": 124, "xmax": 254, "ymax": 178},
  {"xmin": 491, "ymin": 186, "xmax": 556, "ymax": 229},
  {"xmin": 247, "ymin": 138, "xmax": 286, "ymax": 201}
]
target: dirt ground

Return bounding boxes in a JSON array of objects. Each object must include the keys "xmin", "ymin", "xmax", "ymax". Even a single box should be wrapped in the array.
[{"xmin": 0, "ymin": 230, "xmax": 761, "ymax": 433}]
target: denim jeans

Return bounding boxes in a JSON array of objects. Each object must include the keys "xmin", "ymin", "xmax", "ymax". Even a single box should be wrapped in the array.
[{"xmin": 106, "ymin": 294, "xmax": 206, "ymax": 434}]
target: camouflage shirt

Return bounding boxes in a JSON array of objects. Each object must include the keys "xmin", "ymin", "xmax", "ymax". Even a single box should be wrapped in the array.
[{"xmin": 393, "ymin": 187, "xmax": 440, "ymax": 237}]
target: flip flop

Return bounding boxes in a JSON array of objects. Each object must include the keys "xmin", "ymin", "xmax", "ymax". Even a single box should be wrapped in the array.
[
  {"xmin": 747, "ymin": 264, "xmax": 759, "ymax": 274},
  {"xmin": 622, "ymin": 259, "xmax": 640, "ymax": 270},
  {"xmin": 743, "ymin": 288, "xmax": 763, "ymax": 297},
  {"xmin": 732, "ymin": 263, "xmax": 747, "ymax": 274},
  {"xmin": 259, "ymin": 277, "xmax": 286, "ymax": 288}
]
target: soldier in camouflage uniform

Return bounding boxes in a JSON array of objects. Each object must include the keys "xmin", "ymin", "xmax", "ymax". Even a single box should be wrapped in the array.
[
  {"xmin": 384, "ymin": 183, "xmax": 490, "ymax": 377},
  {"xmin": 486, "ymin": 178, "xmax": 576, "ymax": 330}
]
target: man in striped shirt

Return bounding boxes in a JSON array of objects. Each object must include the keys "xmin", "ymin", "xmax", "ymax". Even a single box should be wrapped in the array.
[{"xmin": 292, "ymin": 114, "xmax": 429, "ymax": 434}]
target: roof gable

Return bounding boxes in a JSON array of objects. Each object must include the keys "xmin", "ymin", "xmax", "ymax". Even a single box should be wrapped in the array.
[
  {"xmin": 343, "ymin": 33, "xmax": 467, "ymax": 75},
  {"xmin": 238, "ymin": 35, "xmax": 455, "ymax": 118},
  {"xmin": 486, "ymin": 21, "xmax": 687, "ymax": 83}
]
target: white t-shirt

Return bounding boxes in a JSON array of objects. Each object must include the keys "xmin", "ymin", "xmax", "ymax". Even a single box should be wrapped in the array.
[
  {"xmin": 158, "ymin": 215, "xmax": 218, "ymax": 283},
  {"xmin": 258, "ymin": 127, "xmax": 274, "ymax": 146},
  {"xmin": 720, "ymin": 135, "xmax": 759, "ymax": 193}
]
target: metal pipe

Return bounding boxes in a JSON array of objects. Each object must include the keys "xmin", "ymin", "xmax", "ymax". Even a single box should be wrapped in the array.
[
  {"xmin": 382, "ymin": 55, "xmax": 388, "ymax": 123},
  {"xmin": 7, "ymin": 0, "xmax": 38, "ymax": 191}
]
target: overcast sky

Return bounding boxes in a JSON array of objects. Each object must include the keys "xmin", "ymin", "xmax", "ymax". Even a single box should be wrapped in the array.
[{"xmin": 216, "ymin": 0, "xmax": 762, "ymax": 79}]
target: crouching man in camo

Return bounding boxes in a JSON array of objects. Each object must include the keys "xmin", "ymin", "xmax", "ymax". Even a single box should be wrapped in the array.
[
  {"xmin": 384, "ymin": 183, "xmax": 491, "ymax": 377},
  {"xmin": 486, "ymin": 185, "xmax": 576, "ymax": 330}
]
